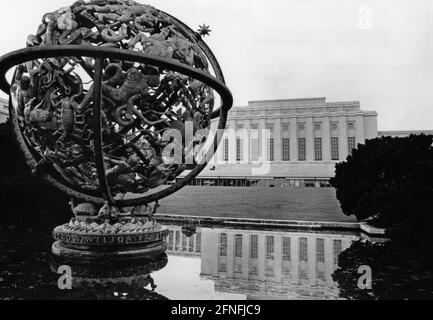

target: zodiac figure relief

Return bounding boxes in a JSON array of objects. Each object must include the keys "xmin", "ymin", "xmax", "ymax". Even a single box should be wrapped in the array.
[{"xmin": 12, "ymin": 0, "xmax": 216, "ymax": 198}]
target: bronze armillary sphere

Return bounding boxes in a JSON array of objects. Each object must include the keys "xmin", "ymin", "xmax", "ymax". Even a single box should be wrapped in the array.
[{"xmin": 0, "ymin": 0, "xmax": 233, "ymax": 209}]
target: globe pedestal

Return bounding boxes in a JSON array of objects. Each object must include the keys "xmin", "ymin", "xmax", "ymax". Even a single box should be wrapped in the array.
[{"xmin": 52, "ymin": 216, "xmax": 169, "ymax": 261}]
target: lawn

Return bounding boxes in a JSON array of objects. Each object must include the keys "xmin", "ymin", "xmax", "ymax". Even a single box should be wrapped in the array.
[{"xmin": 159, "ymin": 186, "xmax": 355, "ymax": 223}]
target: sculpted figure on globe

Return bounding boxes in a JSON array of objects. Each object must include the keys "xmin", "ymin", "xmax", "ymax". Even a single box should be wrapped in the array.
[{"xmin": 0, "ymin": 0, "xmax": 232, "ymax": 260}]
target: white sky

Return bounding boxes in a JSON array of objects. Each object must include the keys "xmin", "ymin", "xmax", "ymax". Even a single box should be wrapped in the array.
[{"xmin": 1, "ymin": 0, "xmax": 432, "ymax": 131}]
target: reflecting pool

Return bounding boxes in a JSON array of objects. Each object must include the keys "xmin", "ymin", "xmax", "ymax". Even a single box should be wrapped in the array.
[{"xmin": 1, "ymin": 221, "xmax": 432, "ymax": 300}]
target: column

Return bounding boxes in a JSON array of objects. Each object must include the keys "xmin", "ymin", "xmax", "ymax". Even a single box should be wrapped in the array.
[
  {"xmin": 259, "ymin": 118, "xmax": 266, "ymax": 162},
  {"xmin": 291, "ymin": 236, "xmax": 299, "ymax": 284},
  {"xmin": 226, "ymin": 233, "xmax": 235, "ymax": 278},
  {"xmin": 289, "ymin": 117, "xmax": 297, "ymax": 162},
  {"xmin": 322, "ymin": 117, "xmax": 331, "ymax": 161},
  {"xmin": 306, "ymin": 117, "xmax": 314, "ymax": 161},
  {"xmin": 258, "ymin": 234, "xmax": 266, "ymax": 280},
  {"xmin": 355, "ymin": 115, "xmax": 365, "ymax": 145},
  {"xmin": 243, "ymin": 119, "xmax": 251, "ymax": 163},
  {"xmin": 228, "ymin": 120, "xmax": 236, "ymax": 163},
  {"xmin": 274, "ymin": 118, "xmax": 282, "ymax": 161},
  {"xmin": 308, "ymin": 236, "xmax": 317, "ymax": 286},
  {"xmin": 324, "ymin": 238, "xmax": 334, "ymax": 286},
  {"xmin": 274, "ymin": 235, "xmax": 283, "ymax": 283},
  {"xmin": 338, "ymin": 116, "xmax": 348, "ymax": 161}
]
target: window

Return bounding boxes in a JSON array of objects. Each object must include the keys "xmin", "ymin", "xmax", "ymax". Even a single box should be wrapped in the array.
[
  {"xmin": 333, "ymin": 240, "xmax": 342, "ymax": 265},
  {"xmin": 331, "ymin": 137, "xmax": 339, "ymax": 160},
  {"xmin": 298, "ymin": 138, "xmax": 306, "ymax": 161},
  {"xmin": 266, "ymin": 236, "xmax": 274, "ymax": 260},
  {"xmin": 251, "ymin": 139, "xmax": 259, "ymax": 161},
  {"xmin": 267, "ymin": 138, "xmax": 274, "ymax": 161},
  {"xmin": 218, "ymin": 262, "xmax": 226, "ymax": 272},
  {"xmin": 348, "ymin": 137, "xmax": 356, "ymax": 154},
  {"xmin": 314, "ymin": 137, "xmax": 322, "ymax": 161},
  {"xmin": 283, "ymin": 138, "xmax": 290, "ymax": 161},
  {"xmin": 223, "ymin": 138, "xmax": 229, "ymax": 161},
  {"xmin": 299, "ymin": 237, "xmax": 308, "ymax": 262},
  {"xmin": 196, "ymin": 232, "xmax": 201, "ymax": 253},
  {"xmin": 283, "ymin": 124, "xmax": 290, "ymax": 132},
  {"xmin": 250, "ymin": 235, "xmax": 258, "ymax": 259},
  {"xmin": 314, "ymin": 123, "xmax": 321, "ymax": 131},
  {"xmin": 316, "ymin": 238, "xmax": 325, "ymax": 263},
  {"xmin": 282, "ymin": 237, "xmax": 291, "ymax": 261},
  {"xmin": 298, "ymin": 124, "xmax": 305, "ymax": 131},
  {"xmin": 219, "ymin": 233, "xmax": 227, "ymax": 257},
  {"xmin": 331, "ymin": 122, "xmax": 338, "ymax": 131},
  {"xmin": 236, "ymin": 138, "xmax": 243, "ymax": 161},
  {"xmin": 235, "ymin": 234, "xmax": 243, "ymax": 258},
  {"xmin": 347, "ymin": 122, "xmax": 355, "ymax": 130}
]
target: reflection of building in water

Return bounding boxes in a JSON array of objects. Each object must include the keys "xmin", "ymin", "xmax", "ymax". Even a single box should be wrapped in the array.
[
  {"xmin": 165, "ymin": 225, "xmax": 202, "ymax": 256},
  {"xmin": 199, "ymin": 228, "xmax": 357, "ymax": 300}
]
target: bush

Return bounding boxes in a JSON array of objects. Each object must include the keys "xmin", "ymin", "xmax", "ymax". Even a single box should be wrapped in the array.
[
  {"xmin": 0, "ymin": 121, "xmax": 69, "ymax": 226},
  {"xmin": 330, "ymin": 135, "xmax": 433, "ymax": 243}
]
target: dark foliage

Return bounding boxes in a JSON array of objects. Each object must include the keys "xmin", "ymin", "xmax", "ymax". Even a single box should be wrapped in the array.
[
  {"xmin": 0, "ymin": 121, "xmax": 69, "ymax": 226},
  {"xmin": 330, "ymin": 135, "xmax": 433, "ymax": 244},
  {"xmin": 332, "ymin": 240, "xmax": 433, "ymax": 300}
]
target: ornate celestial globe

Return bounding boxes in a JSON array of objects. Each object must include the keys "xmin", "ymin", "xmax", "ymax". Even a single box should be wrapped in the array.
[{"xmin": 0, "ymin": 0, "xmax": 232, "ymax": 209}]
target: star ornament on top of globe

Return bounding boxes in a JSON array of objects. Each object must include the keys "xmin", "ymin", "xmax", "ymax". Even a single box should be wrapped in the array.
[{"xmin": 0, "ymin": 0, "xmax": 232, "ymax": 261}]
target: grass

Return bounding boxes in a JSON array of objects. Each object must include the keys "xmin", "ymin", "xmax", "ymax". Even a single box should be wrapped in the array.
[{"xmin": 159, "ymin": 186, "xmax": 355, "ymax": 223}]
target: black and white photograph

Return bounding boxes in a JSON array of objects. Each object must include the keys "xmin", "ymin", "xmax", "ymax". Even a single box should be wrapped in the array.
[{"xmin": 0, "ymin": 0, "xmax": 433, "ymax": 307}]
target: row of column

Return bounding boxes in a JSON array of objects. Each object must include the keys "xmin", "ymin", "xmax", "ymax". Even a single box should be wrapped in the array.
[{"xmin": 221, "ymin": 115, "xmax": 366, "ymax": 162}]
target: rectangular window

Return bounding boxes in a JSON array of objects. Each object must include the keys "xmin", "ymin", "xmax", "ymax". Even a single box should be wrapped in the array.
[
  {"xmin": 266, "ymin": 236, "xmax": 274, "ymax": 260},
  {"xmin": 251, "ymin": 139, "xmax": 259, "ymax": 161},
  {"xmin": 282, "ymin": 237, "xmax": 291, "ymax": 261},
  {"xmin": 283, "ymin": 124, "xmax": 290, "ymax": 132},
  {"xmin": 283, "ymin": 138, "xmax": 290, "ymax": 161},
  {"xmin": 331, "ymin": 137, "xmax": 339, "ymax": 160},
  {"xmin": 219, "ymin": 233, "xmax": 227, "ymax": 257},
  {"xmin": 348, "ymin": 137, "xmax": 356, "ymax": 154},
  {"xmin": 314, "ymin": 123, "xmax": 322, "ymax": 131},
  {"xmin": 250, "ymin": 235, "xmax": 258, "ymax": 259},
  {"xmin": 218, "ymin": 262, "xmax": 226, "ymax": 272},
  {"xmin": 298, "ymin": 138, "xmax": 306, "ymax": 161},
  {"xmin": 196, "ymin": 232, "xmax": 201, "ymax": 253},
  {"xmin": 299, "ymin": 237, "xmax": 308, "ymax": 262},
  {"xmin": 316, "ymin": 238, "xmax": 325, "ymax": 263},
  {"xmin": 298, "ymin": 124, "xmax": 305, "ymax": 131},
  {"xmin": 235, "ymin": 234, "xmax": 243, "ymax": 258},
  {"xmin": 331, "ymin": 122, "xmax": 338, "ymax": 131},
  {"xmin": 314, "ymin": 137, "xmax": 322, "ymax": 161},
  {"xmin": 333, "ymin": 240, "xmax": 342, "ymax": 265},
  {"xmin": 224, "ymin": 138, "xmax": 229, "ymax": 161},
  {"xmin": 347, "ymin": 122, "xmax": 355, "ymax": 130},
  {"xmin": 236, "ymin": 138, "xmax": 243, "ymax": 161},
  {"xmin": 267, "ymin": 138, "xmax": 274, "ymax": 161}
]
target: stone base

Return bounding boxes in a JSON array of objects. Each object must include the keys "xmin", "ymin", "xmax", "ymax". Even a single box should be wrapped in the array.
[{"xmin": 52, "ymin": 217, "xmax": 169, "ymax": 261}]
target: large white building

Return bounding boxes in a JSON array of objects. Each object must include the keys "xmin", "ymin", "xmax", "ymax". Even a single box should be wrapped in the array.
[{"xmin": 183, "ymin": 98, "xmax": 433, "ymax": 187}]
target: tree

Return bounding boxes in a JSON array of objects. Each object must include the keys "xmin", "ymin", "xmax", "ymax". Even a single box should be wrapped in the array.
[{"xmin": 330, "ymin": 135, "xmax": 433, "ymax": 244}]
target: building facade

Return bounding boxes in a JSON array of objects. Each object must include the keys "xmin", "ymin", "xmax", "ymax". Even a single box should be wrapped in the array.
[{"xmin": 180, "ymin": 98, "xmax": 432, "ymax": 187}]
